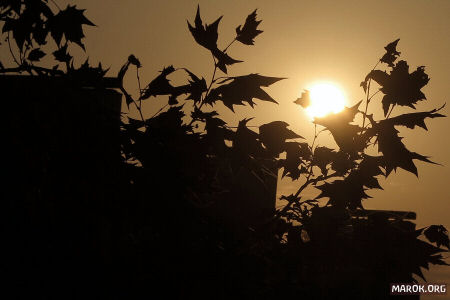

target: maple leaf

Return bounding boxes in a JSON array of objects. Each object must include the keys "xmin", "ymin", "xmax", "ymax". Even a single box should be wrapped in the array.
[
  {"xmin": 204, "ymin": 115, "xmax": 232, "ymax": 154},
  {"xmin": 312, "ymin": 146, "xmax": 334, "ymax": 175},
  {"xmin": 141, "ymin": 66, "xmax": 176, "ymax": 100},
  {"xmin": 187, "ymin": 5, "xmax": 222, "ymax": 51},
  {"xmin": 365, "ymin": 60, "xmax": 429, "ymax": 116},
  {"xmin": 211, "ymin": 48, "xmax": 242, "ymax": 74},
  {"xmin": 187, "ymin": 6, "xmax": 242, "ymax": 73},
  {"xmin": 375, "ymin": 122, "xmax": 437, "ymax": 176},
  {"xmin": 183, "ymin": 68, "xmax": 207, "ymax": 103},
  {"xmin": 313, "ymin": 101, "xmax": 365, "ymax": 154},
  {"xmin": 380, "ymin": 105, "xmax": 446, "ymax": 130},
  {"xmin": 204, "ymin": 74, "xmax": 284, "ymax": 111},
  {"xmin": 48, "ymin": 5, "xmax": 95, "ymax": 50},
  {"xmin": 259, "ymin": 121, "xmax": 303, "ymax": 156},
  {"xmin": 280, "ymin": 142, "xmax": 309, "ymax": 179},
  {"xmin": 52, "ymin": 44, "xmax": 72, "ymax": 63},
  {"xmin": 141, "ymin": 66, "xmax": 207, "ymax": 105},
  {"xmin": 315, "ymin": 155, "xmax": 384, "ymax": 209},
  {"xmin": 380, "ymin": 38, "xmax": 401, "ymax": 67},
  {"xmin": 146, "ymin": 105, "xmax": 186, "ymax": 132},
  {"xmin": 235, "ymin": 9, "xmax": 263, "ymax": 45},
  {"xmin": 355, "ymin": 155, "xmax": 385, "ymax": 189},
  {"xmin": 330, "ymin": 151, "xmax": 356, "ymax": 176},
  {"xmin": 293, "ymin": 90, "xmax": 311, "ymax": 108},
  {"xmin": 3, "ymin": 15, "xmax": 31, "ymax": 50},
  {"xmin": 27, "ymin": 48, "xmax": 45, "ymax": 61},
  {"xmin": 67, "ymin": 59, "xmax": 108, "ymax": 82},
  {"xmin": 298, "ymin": 142, "xmax": 313, "ymax": 160},
  {"xmin": 233, "ymin": 118, "xmax": 265, "ymax": 158},
  {"xmin": 191, "ymin": 106, "xmax": 218, "ymax": 120},
  {"xmin": 424, "ymin": 225, "xmax": 450, "ymax": 249},
  {"xmin": 31, "ymin": 19, "xmax": 49, "ymax": 46},
  {"xmin": 316, "ymin": 178, "xmax": 370, "ymax": 209},
  {"xmin": 1, "ymin": 2, "xmax": 52, "ymax": 48}
]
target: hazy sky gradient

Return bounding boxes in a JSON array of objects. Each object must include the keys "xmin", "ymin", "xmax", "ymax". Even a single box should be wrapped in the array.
[
  {"xmin": 63, "ymin": 0, "xmax": 449, "ymax": 224},
  {"xmin": 6, "ymin": 0, "xmax": 448, "ymax": 284}
]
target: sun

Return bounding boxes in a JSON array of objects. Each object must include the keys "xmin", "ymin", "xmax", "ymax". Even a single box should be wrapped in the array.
[{"xmin": 304, "ymin": 82, "xmax": 347, "ymax": 119}]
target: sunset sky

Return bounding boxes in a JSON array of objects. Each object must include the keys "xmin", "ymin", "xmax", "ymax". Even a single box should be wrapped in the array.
[{"xmin": 6, "ymin": 0, "xmax": 448, "ymax": 285}]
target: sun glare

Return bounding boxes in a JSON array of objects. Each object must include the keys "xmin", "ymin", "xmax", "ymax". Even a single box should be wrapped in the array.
[{"xmin": 305, "ymin": 82, "xmax": 347, "ymax": 119}]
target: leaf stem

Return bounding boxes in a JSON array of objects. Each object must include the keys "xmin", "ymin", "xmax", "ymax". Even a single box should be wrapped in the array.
[
  {"xmin": 310, "ymin": 124, "xmax": 318, "ymax": 152},
  {"xmin": 361, "ymin": 60, "xmax": 381, "ymax": 131},
  {"xmin": 188, "ymin": 53, "xmax": 217, "ymax": 127},
  {"xmin": 223, "ymin": 38, "xmax": 236, "ymax": 53},
  {"xmin": 200, "ymin": 53, "xmax": 218, "ymax": 109},
  {"xmin": 386, "ymin": 104, "xmax": 396, "ymax": 119},
  {"xmin": 7, "ymin": 32, "xmax": 20, "ymax": 67},
  {"xmin": 361, "ymin": 79, "xmax": 372, "ymax": 131},
  {"xmin": 150, "ymin": 103, "xmax": 169, "ymax": 119},
  {"xmin": 275, "ymin": 171, "xmax": 339, "ymax": 221},
  {"xmin": 49, "ymin": 0, "xmax": 61, "ymax": 11},
  {"xmin": 136, "ymin": 66, "xmax": 143, "ymax": 108},
  {"xmin": 368, "ymin": 89, "xmax": 381, "ymax": 101}
]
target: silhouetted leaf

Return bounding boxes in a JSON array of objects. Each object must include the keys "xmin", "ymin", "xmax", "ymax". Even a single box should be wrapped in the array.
[
  {"xmin": 211, "ymin": 48, "xmax": 242, "ymax": 74},
  {"xmin": 259, "ymin": 121, "xmax": 303, "ymax": 155},
  {"xmin": 191, "ymin": 106, "xmax": 218, "ymax": 120},
  {"xmin": 233, "ymin": 118, "xmax": 265, "ymax": 157},
  {"xmin": 187, "ymin": 6, "xmax": 242, "ymax": 73},
  {"xmin": 381, "ymin": 105, "xmax": 446, "ymax": 130},
  {"xmin": 427, "ymin": 254, "xmax": 450, "ymax": 266},
  {"xmin": 375, "ymin": 122, "xmax": 437, "ymax": 176},
  {"xmin": 52, "ymin": 44, "xmax": 72, "ymax": 62},
  {"xmin": 146, "ymin": 105, "xmax": 186, "ymax": 132},
  {"xmin": 280, "ymin": 142, "xmax": 309, "ymax": 179},
  {"xmin": 48, "ymin": 5, "xmax": 95, "ymax": 50},
  {"xmin": 204, "ymin": 115, "xmax": 232, "ymax": 153},
  {"xmin": 141, "ymin": 66, "xmax": 208, "ymax": 105},
  {"xmin": 314, "ymin": 101, "xmax": 365, "ymax": 153},
  {"xmin": 183, "ymin": 68, "xmax": 207, "ymax": 103},
  {"xmin": 360, "ymin": 80, "xmax": 368, "ymax": 93},
  {"xmin": 356, "ymin": 155, "xmax": 384, "ymax": 189},
  {"xmin": 380, "ymin": 38, "xmax": 400, "ymax": 67},
  {"xmin": 312, "ymin": 146, "xmax": 334, "ymax": 175},
  {"xmin": 3, "ymin": 14, "xmax": 31, "ymax": 50},
  {"xmin": 128, "ymin": 54, "xmax": 141, "ymax": 68},
  {"xmin": 67, "ymin": 58, "xmax": 108, "ymax": 81},
  {"xmin": 168, "ymin": 95, "xmax": 178, "ymax": 105},
  {"xmin": 187, "ymin": 5, "xmax": 222, "ymax": 51},
  {"xmin": 364, "ymin": 60, "xmax": 429, "ymax": 116},
  {"xmin": 205, "ymin": 74, "xmax": 284, "ymax": 111},
  {"xmin": 236, "ymin": 9, "xmax": 263, "ymax": 45},
  {"xmin": 424, "ymin": 225, "xmax": 450, "ymax": 249},
  {"xmin": 330, "ymin": 151, "xmax": 356, "ymax": 175},
  {"xmin": 316, "ymin": 178, "xmax": 370, "ymax": 209},
  {"xmin": 27, "ymin": 48, "xmax": 45, "ymax": 61},
  {"xmin": 293, "ymin": 90, "xmax": 311, "ymax": 108},
  {"xmin": 1, "ymin": 2, "xmax": 52, "ymax": 48},
  {"xmin": 315, "ymin": 154, "xmax": 385, "ymax": 208},
  {"xmin": 31, "ymin": 19, "xmax": 49, "ymax": 45},
  {"xmin": 141, "ymin": 65, "xmax": 176, "ymax": 99}
]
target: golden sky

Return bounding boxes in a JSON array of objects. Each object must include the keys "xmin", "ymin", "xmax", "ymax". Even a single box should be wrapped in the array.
[
  {"xmin": 9, "ymin": 0, "xmax": 449, "ymax": 284},
  {"xmin": 63, "ymin": 0, "xmax": 449, "ymax": 225}
]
